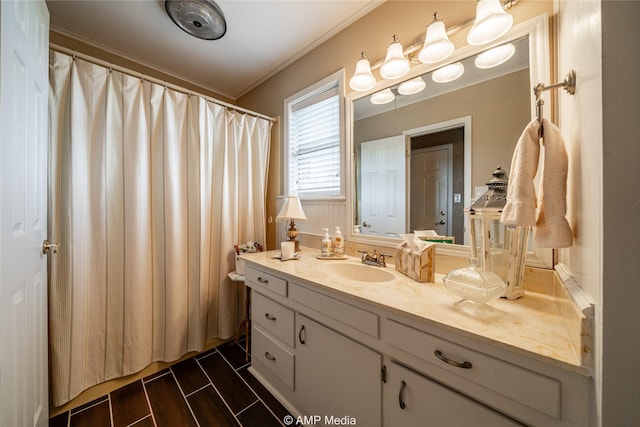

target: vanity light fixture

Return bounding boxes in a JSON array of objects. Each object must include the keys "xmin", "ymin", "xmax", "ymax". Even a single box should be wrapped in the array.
[
  {"xmin": 474, "ymin": 43, "xmax": 515, "ymax": 69},
  {"xmin": 398, "ymin": 77, "xmax": 426, "ymax": 95},
  {"xmin": 418, "ymin": 13, "xmax": 455, "ymax": 64},
  {"xmin": 467, "ymin": 0, "xmax": 514, "ymax": 45},
  {"xmin": 370, "ymin": 88, "xmax": 395, "ymax": 104},
  {"xmin": 349, "ymin": 52, "xmax": 377, "ymax": 92},
  {"xmin": 379, "ymin": 35, "xmax": 411, "ymax": 80},
  {"xmin": 432, "ymin": 62, "xmax": 465, "ymax": 83}
]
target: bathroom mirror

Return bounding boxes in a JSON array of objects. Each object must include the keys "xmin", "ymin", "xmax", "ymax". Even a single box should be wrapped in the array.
[{"xmin": 345, "ymin": 15, "xmax": 552, "ymax": 266}]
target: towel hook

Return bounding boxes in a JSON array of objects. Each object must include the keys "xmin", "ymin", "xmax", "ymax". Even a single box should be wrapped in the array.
[{"xmin": 534, "ymin": 70, "xmax": 576, "ymax": 137}]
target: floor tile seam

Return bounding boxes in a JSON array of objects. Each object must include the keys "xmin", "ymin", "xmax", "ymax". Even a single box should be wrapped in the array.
[
  {"xmin": 195, "ymin": 347, "xmax": 220, "ymax": 361},
  {"xmin": 193, "ymin": 356, "xmax": 248, "ymax": 425},
  {"xmin": 234, "ymin": 399, "xmax": 260, "ymax": 418},
  {"xmin": 124, "ymin": 414, "xmax": 153, "ymax": 427},
  {"xmin": 140, "ymin": 374, "xmax": 159, "ymax": 427},
  {"xmin": 168, "ymin": 368, "xmax": 202, "ymax": 427},
  {"xmin": 142, "ymin": 369, "xmax": 172, "ymax": 384},
  {"xmin": 68, "ymin": 395, "xmax": 109, "ymax": 416},
  {"xmin": 183, "ymin": 382, "xmax": 212, "ymax": 399},
  {"xmin": 236, "ymin": 370, "xmax": 287, "ymax": 426},
  {"xmin": 108, "ymin": 393, "xmax": 115, "ymax": 427}
]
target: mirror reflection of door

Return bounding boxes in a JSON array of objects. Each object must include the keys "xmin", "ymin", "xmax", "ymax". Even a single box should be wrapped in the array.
[
  {"xmin": 360, "ymin": 136, "xmax": 405, "ymax": 237},
  {"xmin": 410, "ymin": 145, "xmax": 452, "ymax": 236}
]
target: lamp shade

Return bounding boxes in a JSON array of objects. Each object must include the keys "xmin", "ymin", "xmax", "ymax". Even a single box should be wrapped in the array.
[
  {"xmin": 370, "ymin": 88, "xmax": 395, "ymax": 105},
  {"xmin": 380, "ymin": 35, "xmax": 410, "ymax": 80},
  {"xmin": 276, "ymin": 196, "xmax": 308, "ymax": 221},
  {"xmin": 418, "ymin": 14, "xmax": 455, "ymax": 64},
  {"xmin": 467, "ymin": 0, "xmax": 513, "ymax": 46},
  {"xmin": 349, "ymin": 52, "xmax": 376, "ymax": 92},
  {"xmin": 432, "ymin": 62, "xmax": 465, "ymax": 83},
  {"xmin": 398, "ymin": 77, "xmax": 426, "ymax": 95},
  {"xmin": 474, "ymin": 43, "xmax": 515, "ymax": 69}
]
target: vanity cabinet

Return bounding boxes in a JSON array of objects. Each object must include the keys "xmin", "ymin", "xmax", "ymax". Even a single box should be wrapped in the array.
[
  {"xmin": 383, "ymin": 361, "xmax": 521, "ymax": 427},
  {"xmin": 244, "ymin": 259, "xmax": 591, "ymax": 427}
]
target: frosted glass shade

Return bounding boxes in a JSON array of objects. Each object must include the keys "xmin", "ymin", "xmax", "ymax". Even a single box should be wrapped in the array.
[
  {"xmin": 418, "ymin": 19, "xmax": 454, "ymax": 64},
  {"xmin": 380, "ymin": 37, "xmax": 410, "ymax": 80},
  {"xmin": 474, "ymin": 43, "xmax": 515, "ymax": 69},
  {"xmin": 370, "ymin": 88, "xmax": 395, "ymax": 105},
  {"xmin": 349, "ymin": 53, "xmax": 376, "ymax": 92},
  {"xmin": 467, "ymin": 0, "xmax": 513, "ymax": 45},
  {"xmin": 398, "ymin": 77, "xmax": 426, "ymax": 95},
  {"xmin": 432, "ymin": 62, "xmax": 464, "ymax": 83}
]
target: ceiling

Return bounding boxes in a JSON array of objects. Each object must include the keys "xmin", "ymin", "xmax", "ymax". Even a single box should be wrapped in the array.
[{"xmin": 46, "ymin": 0, "xmax": 383, "ymax": 100}]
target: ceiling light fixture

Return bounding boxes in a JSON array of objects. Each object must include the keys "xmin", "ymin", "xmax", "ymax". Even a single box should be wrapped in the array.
[
  {"xmin": 418, "ymin": 13, "xmax": 455, "ymax": 64},
  {"xmin": 349, "ymin": 52, "xmax": 377, "ymax": 92},
  {"xmin": 474, "ymin": 43, "xmax": 516, "ymax": 68},
  {"xmin": 370, "ymin": 88, "xmax": 395, "ymax": 105},
  {"xmin": 467, "ymin": 0, "xmax": 513, "ymax": 45},
  {"xmin": 432, "ymin": 62, "xmax": 465, "ymax": 83},
  {"xmin": 380, "ymin": 35, "xmax": 410, "ymax": 80},
  {"xmin": 165, "ymin": 0, "xmax": 227, "ymax": 40},
  {"xmin": 398, "ymin": 77, "xmax": 426, "ymax": 95}
]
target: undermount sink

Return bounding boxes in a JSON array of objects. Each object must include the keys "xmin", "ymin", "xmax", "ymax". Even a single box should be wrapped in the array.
[{"xmin": 324, "ymin": 263, "xmax": 396, "ymax": 283}]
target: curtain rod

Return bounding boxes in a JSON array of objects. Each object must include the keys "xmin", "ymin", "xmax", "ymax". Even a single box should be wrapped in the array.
[{"xmin": 49, "ymin": 44, "xmax": 277, "ymax": 123}]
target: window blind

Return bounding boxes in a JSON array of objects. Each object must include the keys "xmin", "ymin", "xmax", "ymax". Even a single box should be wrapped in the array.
[{"xmin": 289, "ymin": 85, "xmax": 341, "ymax": 198}]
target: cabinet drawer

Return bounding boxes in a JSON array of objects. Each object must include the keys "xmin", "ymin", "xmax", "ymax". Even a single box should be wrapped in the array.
[
  {"xmin": 246, "ymin": 267, "xmax": 287, "ymax": 297},
  {"xmin": 252, "ymin": 326, "xmax": 295, "ymax": 390},
  {"xmin": 386, "ymin": 318, "xmax": 561, "ymax": 419},
  {"xmin": 252, "ymin": 292, "xmax": 295, "ymax": 347},
  {"xmin": 290, "ymin": 283, "xmax": 379, "ymax": 337}
]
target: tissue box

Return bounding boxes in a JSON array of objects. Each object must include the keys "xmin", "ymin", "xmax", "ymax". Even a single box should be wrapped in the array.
[{"xmin": 395, "ymin": 242, "xmax": 435, "ymax": 283}]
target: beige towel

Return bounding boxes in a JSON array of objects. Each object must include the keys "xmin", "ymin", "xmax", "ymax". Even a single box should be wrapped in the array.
[
  {"xmin": 500, "ymin": 118, "xmax": 573, "ymax": 248},
  {"xmin": 535, "ymin": 118, "xmax": 573, "ymax": 248},
  {"xmin": 501, "ymin": 120, "xmax": 540, "ymax": 227}
]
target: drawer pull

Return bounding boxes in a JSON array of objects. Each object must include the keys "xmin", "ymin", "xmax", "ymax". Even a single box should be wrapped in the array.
[
  {"xmin": 257, "ymin": 277, "xmax": 269, "ymax": 284},
  {"xmin": 264, "ymin": 351, "xmax": 276, "ymax": 361},
  {"xmin": 298, "ymin": 325, "xmax": 306, "ymax": 344},
  {"xmin": 398, "ymin": 380, "xmax": 407, "ymax": 410},
  {"xmin": 264, "ymin": 313, "xmax": 276, "ymax": 321},
  {"xmin": 434, "ymin": 350, "xmax": 472, "ymax": 369}
]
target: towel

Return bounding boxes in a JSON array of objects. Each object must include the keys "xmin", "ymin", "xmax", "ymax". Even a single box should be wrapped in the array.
[
  {"xmin": 500, "ymin": 118, "xmax": 573, "ymax": 248},
  {"xmin": 501, "ymin": 120, "xmax": 540, "ymax": 227},
  {"xmin": 534, "ymin": 118, "xmax": 573, "ymax": 248}
]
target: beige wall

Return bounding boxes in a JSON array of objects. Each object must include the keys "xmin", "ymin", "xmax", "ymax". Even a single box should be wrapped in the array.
[{"xmin": 238, "ymin": 0, "xmax": 552, "ymax": 249}]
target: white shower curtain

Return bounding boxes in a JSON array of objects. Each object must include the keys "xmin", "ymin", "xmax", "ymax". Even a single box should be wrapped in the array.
[{"xmin": 47, "ymin": 51, "xmax": 271, "ymax": 406}]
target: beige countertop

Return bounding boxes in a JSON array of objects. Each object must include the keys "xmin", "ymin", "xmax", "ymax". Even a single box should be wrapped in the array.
[{"xmin": 241, "ymin": 248, "xmax": 590, "ymax": 375}]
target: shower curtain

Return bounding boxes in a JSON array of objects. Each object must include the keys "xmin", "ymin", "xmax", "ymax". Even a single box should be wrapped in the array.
[{"xmin": 48, "ymin": 51, "xmax": 272, "ymax": 406}]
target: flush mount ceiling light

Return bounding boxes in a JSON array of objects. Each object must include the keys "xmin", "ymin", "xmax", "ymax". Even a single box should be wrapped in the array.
[
  {"xmin": 398, "ymin": 77, "xmax": 426, "ymax": 95},
  {"xmin": 474, "ymin": 43, "xmax": 516, "ymax": 69},
  {"xmin": 432, "ymin": 62, "xmax": 465, "ymax": 83},
  {"xmin": 467, "ymin": 0, "xmax": 513, "ymax": 46},
  {"xmin": 418, "ymin": 13, "xmax": 455, "ymax": 64},
  {"xmin": 380, "ymin": 35, "xmax": 411, "ymax": 80},
  {"xmin": 349, "ymin": 52, "xmax": 377, "ymax": 92},
  {"xmin": 165, "ymin": 0, "xmax": 227, "ymax": 40},
  {"xmin": 370, "ymin": 88, "xmax": 395, "ymax": 105}
]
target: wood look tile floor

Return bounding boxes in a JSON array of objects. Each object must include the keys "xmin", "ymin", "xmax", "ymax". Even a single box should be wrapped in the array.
[{"xmin": 49, "ymin": 339, "xmax": 295, "ymax": 427}]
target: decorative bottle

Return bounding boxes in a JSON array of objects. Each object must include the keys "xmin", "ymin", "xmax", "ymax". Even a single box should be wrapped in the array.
[
  {"xmin": 333, "ymin": 226, "xmax": 344, "ymax": 256},
  {"xmin": 321, "ymin": 228, "xmax": 332, "ymax": 257}
]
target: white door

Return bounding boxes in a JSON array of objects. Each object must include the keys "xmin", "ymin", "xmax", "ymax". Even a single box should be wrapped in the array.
[
  {"xmin": 410, "ymin": 145, "xmax": 451, "ymax": 236},
  {"xmin": 0, "ymin": 1, "xmax": 50, "ymax": 426},
  {"xmin": 360, "ymin": 136, "xmax": 405, "ymax": 237}
]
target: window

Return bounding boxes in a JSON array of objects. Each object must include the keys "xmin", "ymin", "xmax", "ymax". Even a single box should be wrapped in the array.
[{"xmin": 285, "ymin": 70, "xmax": 345, "ymax": 199}]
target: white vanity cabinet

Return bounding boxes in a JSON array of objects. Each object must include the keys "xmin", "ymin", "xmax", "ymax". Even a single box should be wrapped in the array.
[
  {"xmin": 243, "ymin": 258, "xmax": 592, "ymax": 427},
  {"xmin": 383, "ymin": 361, "xmax": 521, "ymax": 427}
]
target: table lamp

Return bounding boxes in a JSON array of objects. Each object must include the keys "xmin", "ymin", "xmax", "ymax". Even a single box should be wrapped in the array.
[{"xmin": 276, "ymin": 196, "xmax": 308, "ymax": 252}]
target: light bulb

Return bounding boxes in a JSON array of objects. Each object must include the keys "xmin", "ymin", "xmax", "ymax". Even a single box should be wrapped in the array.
[
  {"xmin": 370, "ymin": 88, "xmax": 395, "ymax": 104},
  {"xmin": 398, "ymin": 77, "xmax": 426, "ymax": 95},
  {"xmin": 380, "ymin": 35, "xmax": 410, "ymax": 80},
  {"xmin": 432, "ymin": 62, "xmax": 465, "ymax": 83},
  {"xmin": 467, "ymin": 0, "xmax": 513, "ymax": 46},
  {"xmin": 418, "ymin": 13, "xmax": 455, "ymax": 64},
  {"xmin": 349, "ymin": 52, "xmax": 376, "ymax": 92},
  {"xmin": 474, "ymin": 43, "xmax": 515, "ymax": 69}
]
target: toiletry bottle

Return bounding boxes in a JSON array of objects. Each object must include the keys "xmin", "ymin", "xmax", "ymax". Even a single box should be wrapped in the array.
[
  {"xmin": 333, "ymin": 226, "xmax": 344, "ymax": 256},
  {"xmin": 321, "ymin": 228, "xmax": 332, "ymax": 257}
]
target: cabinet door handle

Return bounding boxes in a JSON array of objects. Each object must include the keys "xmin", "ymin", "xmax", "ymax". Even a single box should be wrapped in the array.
[
  {"xmin": 298, "ymin": 325, "xmax": 306, "ymax": 344},
  {"xmin": 257, "ymin": 277, "xmax": 269, "ymax": 284},
  {"xmin": 398, "ymin": 380, "xmax": 406, "ymax": 410},
  {"xmin": 264, "ymin": 351, "xmax": 276, "ymax": 361},
  {"xmin": 264, "ymin": 313, "xmax": 276, "ymax": 321},
  {"xmin": 434, "ymin": 350, "xmax": 472, "ymax": 369}
]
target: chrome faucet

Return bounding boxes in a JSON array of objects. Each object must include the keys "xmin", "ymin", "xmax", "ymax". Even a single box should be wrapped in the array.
[{"xmin": 357, "ymin": 249, "xmax": 392, "ymax": 267}]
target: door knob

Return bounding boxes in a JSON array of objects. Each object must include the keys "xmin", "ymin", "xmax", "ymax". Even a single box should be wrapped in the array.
[
  {"xmin": 362, "ymin": 221, "xmax": 371, "ymax": 227},
  {"xmin": 42, "ymin": 240, "xmax": 60, "ymax": 254}
]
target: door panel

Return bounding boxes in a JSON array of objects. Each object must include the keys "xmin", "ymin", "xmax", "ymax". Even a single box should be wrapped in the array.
[{"xmin": 410, "ymin": 146, "xmax": 451, "ymax": 236}]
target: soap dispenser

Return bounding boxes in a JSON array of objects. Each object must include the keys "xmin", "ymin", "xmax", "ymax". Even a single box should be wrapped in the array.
[
  {"xmin": 321, "ymin": 228, "xmax": 332, "ymax": 257},
  {"xmin": 333, "ymin": 226, "xmax": 344, "ymax": 256}
]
